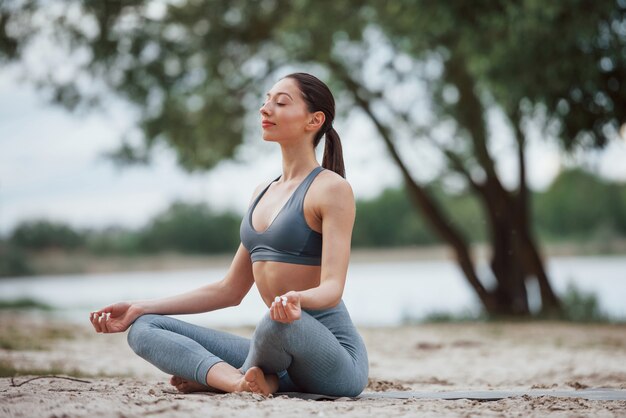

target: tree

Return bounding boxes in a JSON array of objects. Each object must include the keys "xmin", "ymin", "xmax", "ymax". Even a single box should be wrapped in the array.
[
  {"xmin": 2, "ymin": 0, "xmax": 624, "ymax": 316},
  {"xmin": 9, "ymin": 219, "xmax": 84, "ymax": 251},
  {"xmin": 139, "ymin": 201, "xmax": 241, "ymax": 253}
]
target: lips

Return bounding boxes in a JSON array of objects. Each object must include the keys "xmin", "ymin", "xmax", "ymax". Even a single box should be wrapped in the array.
[{"xmin": 261, "ymin": 121, "xmax": 275, "ymax": 128}]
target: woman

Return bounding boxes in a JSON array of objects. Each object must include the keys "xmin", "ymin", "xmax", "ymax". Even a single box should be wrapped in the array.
[{"xmin": 89, "ymin": 72, "xmax": 369, "ymax": 397}]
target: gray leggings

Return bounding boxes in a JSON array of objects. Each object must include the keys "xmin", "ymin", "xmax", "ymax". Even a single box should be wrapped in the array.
[{"xmin": 126, "ymin": 300, "xmax": 369, "ymax": 397}]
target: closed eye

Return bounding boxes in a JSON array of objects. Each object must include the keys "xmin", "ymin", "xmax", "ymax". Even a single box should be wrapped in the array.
[{"xmin": 261, "ymin": 102, "xmax": 286, "ymax": 107}]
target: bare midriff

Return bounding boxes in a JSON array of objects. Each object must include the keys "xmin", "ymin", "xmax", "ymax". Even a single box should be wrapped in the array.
[{"xmin": 253, "ymin": 261, "xmax": 321, "ymax": 308}]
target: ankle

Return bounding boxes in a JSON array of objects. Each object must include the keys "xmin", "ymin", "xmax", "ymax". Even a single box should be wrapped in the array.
[
  {"xmin": 267, "ymin": 374, "xmax": 279, "ymax": 393},
  {"xmin": 206, "ymin": 362, "xmax": 251, "ymax": 393}
]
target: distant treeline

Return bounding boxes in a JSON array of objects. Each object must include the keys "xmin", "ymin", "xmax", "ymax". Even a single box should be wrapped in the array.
[
  {"xmin": 1, "ymin": 169, "xmax": 625, "ymax": 276},
  {"xmin": 354, "ymin": 168, "xmax": 626, "ymax": 247}
]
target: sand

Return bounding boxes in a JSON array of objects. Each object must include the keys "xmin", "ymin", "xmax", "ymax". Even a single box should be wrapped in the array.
[{"xmin": 1, "ymin": 312, "xmax": 625, "ymax": 417}]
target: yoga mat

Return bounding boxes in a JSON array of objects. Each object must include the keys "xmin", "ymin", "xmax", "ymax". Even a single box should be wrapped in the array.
[{"xmin": 279, "ymin": 388, "xmax": 626, "ymax": 401}]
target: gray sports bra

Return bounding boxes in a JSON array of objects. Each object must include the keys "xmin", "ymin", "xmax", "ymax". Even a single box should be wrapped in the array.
[{"xmin": 240, "ymin": 166, "xmax": 324, "ymax": 266}]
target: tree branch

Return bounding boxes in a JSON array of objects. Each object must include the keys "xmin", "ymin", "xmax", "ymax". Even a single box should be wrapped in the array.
[{"xmin": 329, "ymin": 59, "xmax": 492, "ymax": 307}]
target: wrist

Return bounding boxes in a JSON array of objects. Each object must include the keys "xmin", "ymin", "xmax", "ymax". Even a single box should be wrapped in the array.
[
  {"xmin": 129, "ymin": 301, "xmax": 148, "ymax": 316},
  {"xmin": 297, "ymin": 290, "xmax": 310, "ymax": 308}
]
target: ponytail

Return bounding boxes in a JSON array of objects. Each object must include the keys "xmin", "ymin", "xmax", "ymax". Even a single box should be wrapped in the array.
[
  {"xmin": 322, "ymin": 127, "xmax": 345, "ymax": 178},
  {"xmin": 284, "ymin": 73, "xmax": 345, "ymax": 177}
]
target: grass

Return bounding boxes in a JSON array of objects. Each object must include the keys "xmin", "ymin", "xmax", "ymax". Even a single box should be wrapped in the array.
[
  {"xmin": 0, "ymin": 322, "xmax": 74, "ymax": 350},
  {"xmin": 406, "ymin": 283, "xmax": 617, "ymax": 324},
  {"xmin": 0, "ymin": 359, "xmax": 93, "ymax": 379},
  {"xmin": 0, "ymin": 359, "xmax": 129, "ymax": 379},
  {"xmin": 0, "ymin": 298, "xmax": 53, "ymax": 310}
]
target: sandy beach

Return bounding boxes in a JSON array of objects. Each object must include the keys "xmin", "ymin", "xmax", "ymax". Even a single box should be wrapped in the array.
[{"xmin": 1, "ymin": 312, "xmax": 625, "ymax": 417}]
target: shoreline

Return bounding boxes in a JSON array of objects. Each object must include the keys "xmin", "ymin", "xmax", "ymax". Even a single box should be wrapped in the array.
[{"xmin": 17, "ymin": 241, "xmax": 626, "ymax": 277}]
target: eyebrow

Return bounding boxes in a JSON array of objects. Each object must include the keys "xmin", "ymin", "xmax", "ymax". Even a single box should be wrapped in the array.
[{"xmin": 265, "ymin": 91, "xmax": 294, "ymax": 100}]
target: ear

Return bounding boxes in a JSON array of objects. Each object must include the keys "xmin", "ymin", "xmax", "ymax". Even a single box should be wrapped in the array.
[{"xmin": 305, "ymin": 111, "xmax": 326, "ymax": 132}]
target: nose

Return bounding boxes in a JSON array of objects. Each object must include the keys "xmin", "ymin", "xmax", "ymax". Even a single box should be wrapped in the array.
[{"xmin": 259, "ymin": 101, "xmax": 270, "ymax": 116}]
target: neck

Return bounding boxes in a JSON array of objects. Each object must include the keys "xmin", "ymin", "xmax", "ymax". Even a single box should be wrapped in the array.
[{"xmin": 278, "ymin": 140, "xmax": 319, "ymax": 181}]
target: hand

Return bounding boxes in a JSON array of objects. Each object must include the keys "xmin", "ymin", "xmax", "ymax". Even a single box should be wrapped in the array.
[
  {"xmin": 270, "ymin": 291, "xmax": 301, "ymax": 324},
  {"xmin": 89, "ymin": 302, "xmax": 143, "ymax": 333}
]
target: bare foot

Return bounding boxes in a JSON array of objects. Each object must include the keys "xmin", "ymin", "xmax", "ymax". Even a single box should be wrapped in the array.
[
  {"xmin": 169, "ymin": 375, "xmax": 211, "ymax": 393},
  {"xmin": 243, "ymin": 367, "xmax": 278, "ymax": 396}
]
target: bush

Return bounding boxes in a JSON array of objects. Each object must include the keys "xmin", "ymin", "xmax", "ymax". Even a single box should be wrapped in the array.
[
  {"xmin": 0, "ymin": 244, "xmax": 34, "ymax": 277},
  {"xmin": 139, "ymin": 201, "xmax": 241, "ymax": 254},
  {"xmin": 534, "ymin": 169, "xmax": 626, "ymax": 241},
  {"xmin": 85, "ymin": 227, "xmax": 143, "ymax": 255},
  {"xmin": 9, "ymin": 220, "xmax": 84, "ymax": 251},
  {"xmin": 559, "ymin": 282, "xmax": 608, "ymax": 322}
]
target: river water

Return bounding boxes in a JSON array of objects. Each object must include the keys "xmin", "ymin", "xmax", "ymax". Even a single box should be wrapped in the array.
[{"xmin": 1, "ymin": 256, "xmax": 624, "ymax": 326}]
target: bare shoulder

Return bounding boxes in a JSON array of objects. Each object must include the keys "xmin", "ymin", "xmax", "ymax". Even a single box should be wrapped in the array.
[
  {"xmin": 248, "ymin": 182, "xmax": 269, "ymax": 206},
  {"xmin": 311, "ymin": 169, "xmax": 355, "ymax": 207}
]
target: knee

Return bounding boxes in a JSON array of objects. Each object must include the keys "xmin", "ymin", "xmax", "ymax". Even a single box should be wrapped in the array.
[
  {"xmin": 126, "ymin": 314, "xmax": 159, "ymax": 355},
  {"xmin": 254, "ymin": 313, "xmax": 283, "ymax": 340},
  {"xmin": 252, "ymin": 313, "xmax": 308, "ymax": 348},
  {"xmin": 253, "ymin": 313, "xmax": 295, "ymax": 344}
]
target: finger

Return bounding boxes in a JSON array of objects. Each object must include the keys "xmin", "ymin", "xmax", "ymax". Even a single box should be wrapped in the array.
[
  {"xmin": 276, "ymin": 303, "xmax": 287, "ymax": 320},
  {"xmin": 269, "ymin": 302, "xmax": 276, "ymax": 321},
  {"xmin": 284, "ymin": 307, "xmax": 296, "ymax": 322},
  {"xmin": 89, "ymin": 312, "xmax": 97, "ymax": 331},
  {"xmin": 91, "ymin": 312, "xmax": 103, "ymax": 333},
  {"xmin": 98, "ymin": 313, "xmax": 108, "ymax": 333},
  {"xmin": 271, "ymin": 303, "xmax": 285, "ymax": 322},
  {"xmin": 103, "ymin": 312, "xmax": 112, "ymax": 332}
]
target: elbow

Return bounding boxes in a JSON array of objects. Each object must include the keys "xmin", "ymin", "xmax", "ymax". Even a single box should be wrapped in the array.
[
  {"xmin": 226, "ymin": 286, "xmax": 247, "ymax": 307},
  {"xmin": 215, "ymin": 280, "xmax": 246, "ymax": 308},
  {"xmin": 322, "ymin": 289, "xmax": 342, "ymax": 309},
  {"xmin": 228, "ymin": 295, "xmax": 244, "ymax": 307},
  {"xmin": 327, "ymin": 295, "xmax": 342, "ymax": 309}
]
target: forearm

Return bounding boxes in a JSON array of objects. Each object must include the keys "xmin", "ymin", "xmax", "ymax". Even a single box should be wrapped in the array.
[
  {"xmin": 132, "ymin": 280, "xmax": 236, "ymax": 316},
  {"xmin": 298, "ymin": 280, "xmax": 344, "ymax": 310}
]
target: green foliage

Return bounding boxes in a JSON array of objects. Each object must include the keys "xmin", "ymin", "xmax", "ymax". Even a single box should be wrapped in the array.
[
  {"xmin": 533, "ymin": 169, "xmax": 626, "ymax": 241},
  {"xmin": 0, "ymin": 243, "xmax": 34, "ymax": 277},
  {"xmin": 4, "ymin": 169, "xmax": 623, "ymax": 264},
  {"xmin": 0, "ymin": 318, "xmax": 70, "ymax": 352},
  {"xmin": 559, "ymin": 282, "xmax": 608, "ymax": 322},
  {"xmin": 0, "ymin": 360, "xmax": 97, "ymax": 378},
  {"xmin": 353, "ymin": 185, "xmax": 486, "ymax": 247},
  {"xmin": 4, "ymin": 202, "xmax": 242, "ymax": 258},
  {"xmin": 0, "ymin": 298, "xmax": 52, "ymax": 311},
  {"xmin": 2, "ymin": 1, "xmax": 625, "ymax": 315},
  {"xmin": 417, "ymin": 309, "xmax": 488, "ymax": 324},
  {"xmin": 0, "ymin": 1, "xmax": 368, "ymax": 171},
  {"xmin": 353, "ymin": 168, "xmax": 626, "ymax": 248},
  {"xmin": 9, "ymin": 220, "xmax": 84, "ymax": 251},
  {"xmin": 411, "ymin": 282, "xmax": 611, "ymax": 323},
  {"xmin": 353, "ymin": 188, "xmax": 436, "ymax": 247},
  {"xmin": 139, "ymin": 201, "xmax": 241, "ymax": 254},
  {"xmin": 377, "ymin": 1, "xmax": 626, "ymax": 149},
  {"xmin": 85, "ymin": 227, "xmax": 144, "ymax": 256}
]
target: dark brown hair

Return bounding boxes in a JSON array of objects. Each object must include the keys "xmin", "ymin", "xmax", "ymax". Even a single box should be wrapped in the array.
[{"xmin": 284, "ymin": 72, "xmax": 345, "ymax": 178}]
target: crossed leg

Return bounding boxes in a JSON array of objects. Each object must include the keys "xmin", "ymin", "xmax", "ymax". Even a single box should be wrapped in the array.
[{"xmin": 127, "ymin": 315, "xmax": 279, "ymax": 395}]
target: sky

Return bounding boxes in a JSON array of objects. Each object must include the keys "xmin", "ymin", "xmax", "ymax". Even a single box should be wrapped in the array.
[
  {"xmin": 2, "ymin": 67, "xmax": 626, "ymax": 237},
  {"xmin": 0, "ymin": 69, "xmax": 404, "ymax": 235}
]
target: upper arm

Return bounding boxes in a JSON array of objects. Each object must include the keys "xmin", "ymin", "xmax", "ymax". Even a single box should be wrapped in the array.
[
  {"xmin": 318, "ymin": 176, "xmax": 356, "ymax": 296},
  {"xmin": 219, "ymin": 183, "xmax": 267, "ymax": 304}
]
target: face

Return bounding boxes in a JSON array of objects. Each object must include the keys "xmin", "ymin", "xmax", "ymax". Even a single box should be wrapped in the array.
[{"xmin": 259, "ymin": 78, "xmax": 324, "ymax": 143}]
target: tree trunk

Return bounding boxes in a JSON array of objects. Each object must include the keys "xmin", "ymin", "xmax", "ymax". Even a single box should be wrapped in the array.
[
  {"xmin": 509, "ymin": 110, "xmax": 562, "ymax": 315},
  {"xmin": 332, "ymin": 57, "xmax": 560, "ymax": 317},
  {"xmin": 444, "ymin": 53, "xmax": 561, "ymax": 317}
]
